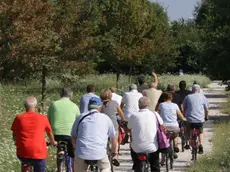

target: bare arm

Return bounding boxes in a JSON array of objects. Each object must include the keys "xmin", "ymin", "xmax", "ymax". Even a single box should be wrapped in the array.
[
  {"xmin": 205, "ymin": 109, "xmax": 209, "ymax": 120},
  {"xmin": 47, "ymin": 132, "xmax": 57, "ymax": 146},
  {"xmin": 152, "ymin": 72, "xmax": 158, "ymax": 87},
  {"xmin": 120, "ymin": 103, "xmax": 124, "ymax": 111},
  {"xmin": 117, "ymin": 106, "xmax": 125, "ymax": 121},
  {"xmin": 111, "ymin": 136, "xmax": 118, "ymax": 154},
  {"xmin": 177, "ymin": 109, "xmax": 186, "ymax": 121},
  {"xmin": 72, "ymin": 136, "xmax": 76, "ymax": 149}
]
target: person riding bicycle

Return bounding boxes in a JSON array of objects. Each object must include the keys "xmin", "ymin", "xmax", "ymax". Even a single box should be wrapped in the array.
[
  {"xmin": 71, "ymin": 97, "xmax": 118, "ymax": 172},
  {"xmin": 176, "ymin": 81, "xmax": 192, "ymax": 106},
  {"xmin": 11, "ymin": 97, "xmax": 57, "ymax": 172},
  {"xmin": 100, "ymin": 89, "xmax": 125, "ymax": 159},
  {"xmin": 137, "ymin": 72, "xmax": 159, "ymax": 93},
  {"xmin": 80, "ymin": 84, "xmax": 101, "ymax": 113},
  {"xmin": 48, "ymin": 87, "xmax": 80, "ymax": 171},
  {"xmin": 128, "ymin": 97, "xmax": 163, "ymax": 172},
  {"xmin": 183, "ymin": 84, "xmax": 209, "ymax": 154},
  {"xmin": 142, "ymin": 72, "xmax": 162, "ymax": 112},
  {"xmin": 158, "ymin": 92, "xmax": 187, "ymax": 161}
]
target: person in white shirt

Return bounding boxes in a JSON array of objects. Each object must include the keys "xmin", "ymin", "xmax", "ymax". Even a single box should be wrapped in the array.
[
  {"xmin": 128, "ymin": 97, "xmax": 163, "ymax": 172},
  {"xmin": 110, "ymin": 87, "xmax": 122, "ymax": 106},
  {"xmin": 121, "ymin": 84, "xmax": 143, "ymax": 121}
]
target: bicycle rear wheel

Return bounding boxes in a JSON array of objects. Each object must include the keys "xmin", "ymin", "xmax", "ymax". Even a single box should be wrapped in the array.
[
  {"xmin": 57, "ymin": 158, "xmax": 67, "ymax": 172},
  {"xmin": 165, "ymin": 153, "xmax": 169, "ymax": 172},
  {"xmin": 140, "ymin": 161, "xmax": 148, "ymax": 172},
  {"xmin": 181, "ymin": 135, "xmax": 185, "ymax": 152}
]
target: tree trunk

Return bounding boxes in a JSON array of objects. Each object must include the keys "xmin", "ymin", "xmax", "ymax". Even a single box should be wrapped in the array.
[
  {"xmin": 116, "ymin": 72, "xmax": 120, "ymax": 89},
  {"xmin": 129, "ymin": 66, "xmax": 132, "ymax": 83},
  {"xmin": 41, "ymin": 65, "xmax": 47, "ymax": 111}
]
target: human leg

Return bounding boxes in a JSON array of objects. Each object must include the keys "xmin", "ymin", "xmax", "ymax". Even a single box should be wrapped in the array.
[
  {"xmin": 148, "ymin": 151, "xmax": 160, "ymax": 172},
  {"xmin": 74, "ymin": 157, "xmax": 87, "ymax": 172},
  {"xmin": 97, "ymin": 156, "xmax": 111, "ymax": 172},
  {"xmin": 130, "ymin": 148, "xmax": 139, "ymax": 170}
]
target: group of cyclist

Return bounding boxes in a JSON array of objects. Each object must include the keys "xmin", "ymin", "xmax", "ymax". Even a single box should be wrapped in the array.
[{"xmin": 11, "ymin": 72, "xmax": 209, "ymax": 172}]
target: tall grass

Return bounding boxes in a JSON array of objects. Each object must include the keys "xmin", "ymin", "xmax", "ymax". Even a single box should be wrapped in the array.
[{"xmin": 0, "ymin": 74, "xmax": 210, "ymax": 172}]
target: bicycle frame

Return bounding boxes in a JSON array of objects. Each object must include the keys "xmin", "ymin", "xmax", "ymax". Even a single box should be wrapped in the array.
[
  {"xmin": 165, "ymin": 132, "xmax": 175, "ymax": 171},
  {"xmin": 180, "ymin": 122, "xmax": 186, "ymax": 152},
  {"xmin": 191, "ymin": 129, "xmax": 200, "ymax": 161},
  {"xmin": 57, "ymin": 141, "xmax": 72, "ymax": 172}
]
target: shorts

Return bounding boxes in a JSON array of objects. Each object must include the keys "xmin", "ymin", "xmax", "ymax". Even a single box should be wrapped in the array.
[
  {"xmin": 54, "ymin": 135, "xmax": 74, "ymax": 158},
  {"xmin": 166, "ymin": 126, "xmax": 180, "ymax": 139},
  {"xmin": 188, "ymin": 123, "xmax": 204, "ymax": 133},
  {"xmin": 18, "ymin": 157, "xmax": 46, "ymax": 172}
]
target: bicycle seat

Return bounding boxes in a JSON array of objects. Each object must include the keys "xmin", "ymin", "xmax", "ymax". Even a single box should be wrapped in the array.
[
  {"xmin": 84, "ymin": 160, "xmax": 98, "ymax": 165},
  {"xmin": 137, "ymin": 153, "xmax": 148, "ymax": 161},
  {"xmin": 166, "ymin": 131, "xmax": 175, "ymax": 137},
  {"xmin": 58, "ymin": 141, "xmax": 68, "ymax": 145}
]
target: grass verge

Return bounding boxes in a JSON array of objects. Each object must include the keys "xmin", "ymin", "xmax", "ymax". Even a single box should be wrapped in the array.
[{"xmin": 188, "ymin": 93, "xmax": 230, "ymax": 172}]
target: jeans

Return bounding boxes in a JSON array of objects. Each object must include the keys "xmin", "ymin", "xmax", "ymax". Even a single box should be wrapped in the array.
[
  {"xmin": 131, "ymin": 148, "xmax": 160, "ymax": 172},
  {"xmin": 18, "ymin": 157, "xmax": 46, "ymax": 172}
]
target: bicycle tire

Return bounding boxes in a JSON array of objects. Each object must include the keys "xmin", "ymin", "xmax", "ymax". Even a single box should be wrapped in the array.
[
  {"xmin": 165, "ymin": 153, "xmax": 169, "ymax": 172},
  {"xmin": 57, "ymin": 158, "xmax": 67, "ymax": 172},
  {"xmin": 140, "ymin": 161, "xmax": 148, "ymax": 172},
  {"xmin": 181, "ymin": 135, "xmax": 185, "ymax": 152}
]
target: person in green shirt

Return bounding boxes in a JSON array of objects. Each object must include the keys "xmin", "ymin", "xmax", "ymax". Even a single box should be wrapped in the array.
[{"xmin": 47, "ymin": 87, "xmax": 80, "ymax": 171}]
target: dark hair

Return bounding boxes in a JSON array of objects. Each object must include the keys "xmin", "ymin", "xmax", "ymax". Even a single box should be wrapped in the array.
[
  {"xmin": 60, "ymin": 87, "xmax": 73, "ymax": 98},
  {"xmin": 137, "ymin": 74, "xmax": 145, "ymax": 85},
  {"xmin": 87, "ymin": 85, "xmax": 95, "ymax": 93},
  {"xmin": 179, "ymin": 80, "xmax": 186, "ymax": 89},
  {"xmin": 167, "ymin": 84, "xmax": 175, "ymax": 92},
  {"xmin": 162, "ymin": 92, "xmax": 173, "ymax": 101}
]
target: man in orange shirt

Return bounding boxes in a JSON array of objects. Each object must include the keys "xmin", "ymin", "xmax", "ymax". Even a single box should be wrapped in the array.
[{"xmin": 11, "ymin": 97, "xmax": 57, "ymax": 172}]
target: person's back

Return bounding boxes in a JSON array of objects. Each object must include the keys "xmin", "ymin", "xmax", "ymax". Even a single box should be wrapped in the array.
[
  {"xmin": 71, "ymin": 97, "xmax": 117, "ymax": 172},
  {"xmin": 12, "ymin": 111, "xmax": 51, "ymax": 159},
  {"xmin": 121, "ymin": 85, "xmax": 143, "ymax": 121},
  {"xmin": 48, "ymin": 97, "xmax": 79, "ymax": 135},
  {"xmin": 128, "ymin": 110, "xmax": 160, "ymax": 153},
  {"xmin": 159, "ymin": 102, "xmax": 179, "ymax": 127},
  {"xmin": 143, "ymin": 87, "xmax": 162, "ymax": 111},
  {"xmin": 183, "ymin": 93, "xmax": 208, "ymax": 123},
  {"xmin": 73, "ymin": 110, "xmax": 114, "ymax": 160},
  {"xmin": 176, "ymin": 80, "xmax": 192, "ymax": 102}
]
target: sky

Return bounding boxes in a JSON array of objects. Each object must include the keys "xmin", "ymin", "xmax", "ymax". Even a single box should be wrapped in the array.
[{"xmin": 151, "ymin": 0, "xmax": 200, "ymax": 21}]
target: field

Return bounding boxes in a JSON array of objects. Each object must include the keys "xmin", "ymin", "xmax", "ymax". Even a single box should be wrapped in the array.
[{"xmin": 0, "ymin": 74, "xmax": 210, "ymax": 171}]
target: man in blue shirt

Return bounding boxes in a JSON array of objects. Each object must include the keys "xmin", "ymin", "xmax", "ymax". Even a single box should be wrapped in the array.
[
  {"xmin": 183, "ymin": 84, "xmax": 209, "ymax": 154},
  {"xmin": 79, "ymin": 85, "xmax": 101, "ymax": 113},
  {"xmin": 71, "ymin": 97, "xmax": 118, "ymax": 172}
]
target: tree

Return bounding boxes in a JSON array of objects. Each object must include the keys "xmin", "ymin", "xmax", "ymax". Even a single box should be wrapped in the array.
[{"xmin": 195, "ymin": 0, "xmax": 230, "ymax": 80}]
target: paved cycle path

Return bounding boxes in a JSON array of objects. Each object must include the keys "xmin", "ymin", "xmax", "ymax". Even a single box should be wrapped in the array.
[{"xmin": 114, "ymin": 81, "xmax": 228, "ymax": 172}]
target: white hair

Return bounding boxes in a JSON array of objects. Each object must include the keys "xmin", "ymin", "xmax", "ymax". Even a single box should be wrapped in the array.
[
  {"xmin": 24, "ymin": 97, "xmax": 37, "ymax": 108},
  {"xmin": 192, "ymin": 84, "xmax": 200, "ymax": 93},
  {"xmin": 139, "ymin": 97, "xmax": 150, "ymax": 109}
]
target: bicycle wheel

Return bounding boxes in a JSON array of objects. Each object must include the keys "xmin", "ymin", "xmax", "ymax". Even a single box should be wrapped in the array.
[
  {"xmin": 140, "ymin": 161, "xmax": 148, "ymax": 172},
  {"xmin": 181, "ymin": 135, "xmax": 185, "ymax": 152},
  {"xmin": 57, "ymin": 158, "xmax": 67, "ymax": 172},
  {"xmin": 165, "ymin": 153, "xmax": 169, "ymax": 172}
]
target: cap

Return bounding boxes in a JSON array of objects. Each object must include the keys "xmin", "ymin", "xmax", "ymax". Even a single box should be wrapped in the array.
[{"xmin": 88, "ymin": 97, "xmax": 102, "ymax": 110}]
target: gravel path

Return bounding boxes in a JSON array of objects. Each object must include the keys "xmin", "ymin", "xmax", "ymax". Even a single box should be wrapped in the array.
[{"xmin": 114, "ymin": 81, "xmax": 227, "ymax": 172}]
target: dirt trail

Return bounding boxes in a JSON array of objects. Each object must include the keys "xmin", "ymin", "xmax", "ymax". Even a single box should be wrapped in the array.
[{"xmin": 114, "ymin": 81, "xmax": 228, "ymax": 172}]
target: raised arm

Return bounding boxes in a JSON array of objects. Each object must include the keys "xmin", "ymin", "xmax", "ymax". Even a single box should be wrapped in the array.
[{"xmin": 151, "ymin": 72, "xmax": 158, "ymax": 87}]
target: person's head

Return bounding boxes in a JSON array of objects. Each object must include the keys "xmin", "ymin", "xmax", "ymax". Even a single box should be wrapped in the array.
[
  {"xmin": 167, "ymin": 84, "xmax": 175, "ymax": 92},
  {"xmin": 179, "ymin": 80, "xmax": 186, "ymax": 90},
  {"xmin": 192, "ymin": 84, "xmax": 200, "ymax": 93},
  {"xmin": 139, "ymin": 97, "xmax": 150, "ymax": 109},
  {"xmin": 24, "ymin": 96, "xmax": 37, "ymax": 112},
  {"xmin": 100, "ymin": 89, "xmax": 112, "ymax": 105},
  {"xmin": 87, "ymin": 85, "xmax": 95, "ymax": 93},
  {"xmin": 110, "ymin": 87, "xmax": 117, "ymax": 93},
  {"xmin": 60, "ymin": 87, "xmax": 73, "ymax": 98},
  {"xmin": 193, "ymin": 81, "xmax": 198, "ymax": 85},
  {"xmin": 129, "ymin": 84, "xmax": 137, "ymax": 91},
  {"xmin": 161, "ymin": 92, "xmax": 173, "ymax": 102},
  {"xmin": 88, "ymin": 97, "xmax": 102, "ymax": 111},
  {"xmin": 137, "ymin": 74, "xmax": 145, "ymax": 85}
]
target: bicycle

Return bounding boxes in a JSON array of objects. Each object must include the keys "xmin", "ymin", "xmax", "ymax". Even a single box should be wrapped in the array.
[
  {"xmin": 137, "ymin": 153, "xmax": 149, "ymax": 172},
  {"xmin": 179, "ymin": 121, "xmax": 186, "ymax": 152},
  {"xmin": 165, "ymin": 131, "xmax": 176, "ymax": 171},
  {"xmin": 56, "ymin": 141, "xmax": 72, "ymax": 172},
  {"xmin": 191, "ymin": 128, "xmax": 200, "ymax": 161},
  {"xmin": 85, "ymin": 160, "xmax": 99, "ymax": 172}
]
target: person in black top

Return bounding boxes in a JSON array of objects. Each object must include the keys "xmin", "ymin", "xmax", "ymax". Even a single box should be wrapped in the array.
[{"xmin": 176, "ymin": 80, "xmax": 192, "ymax": 105}]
